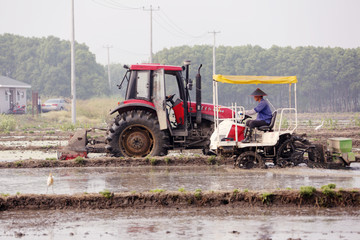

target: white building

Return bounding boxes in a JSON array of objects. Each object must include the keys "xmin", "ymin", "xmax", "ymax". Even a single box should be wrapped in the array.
[{"xmin": 0, "ymin": 76, "xmax": 31, "ymax": 114}]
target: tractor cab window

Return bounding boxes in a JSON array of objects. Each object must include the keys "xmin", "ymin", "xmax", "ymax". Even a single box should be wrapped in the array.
[
  {"xmin": 165, "ymin": 72, "xmax": 180, "ymax": 100},
  {"xmin": 125, "ymin": 70, "xmax": 151, "ymax": 100},
  {"xmin": 165, "ymin": 71, "xmax": 185, "ymax": 127}
]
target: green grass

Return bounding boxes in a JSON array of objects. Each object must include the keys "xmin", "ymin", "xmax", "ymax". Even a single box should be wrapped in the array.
[
  {"xmin": 74, "ymin": 156, "xmax": 86, "ymax": 165},
  {"xmin": 354, "ymin": 115, "xmax": 360, "ymax": 127},
  {"xmin": 281, "ymin": 118, "xmax": 289, "ymax": 129},
  {"xmin": 207, "ymin": 155, "xmax": 217, "ymax": 165},
  {"xmin": 99, "ymin": 189, "xmax": 113, "ymax": 199},
  {"xmin": 149, "ymin": 158, "xmax": 158, "ymax": 166},
  {"xmin": 149, "ymin": 189, "xmax": 165, "ymax": 193},
  {"xmin": 261, "ymin": 192, "xmax": 274, "ymax": 204},
  {"xmin": 14, "ymin": 161, "xmax": 23, "ymax": 167},
  {"xmin": 0, "ymin": 115, "xmax": 16, "ymax": 132},
  {"xmin": 321, "ymin": 183, "xmax": 337, "ymax": 197},
  {"xmin": 321, "ymin": 183, "xmax": 336, "ymax": 190},
  {"xmin": 194, "ymin": 189, "xmax": 202, "ymax": 200},
  {"xmin": 300, "ymin": 186, "xmax": 316, "ymax": 198},
  {"xmin": 178, "ymin": 187, "xmax": 186, "ymax": 193}
]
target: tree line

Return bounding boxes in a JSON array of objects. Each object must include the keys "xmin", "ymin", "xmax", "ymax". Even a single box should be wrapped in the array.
[
  {"xmin": 0, "ymin": 34, "xmax": 107, "ymax": 99},
  {"xmin": 1, "ymin": 34, "xmax": 359, "ymax": 112},
  {"xmin": 153, "ymin": 45, "xmax": 360, "ymax": 112}
]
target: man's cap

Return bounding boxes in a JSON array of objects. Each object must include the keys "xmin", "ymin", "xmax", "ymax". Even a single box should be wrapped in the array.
[{"xmin": 250, "ymin": 88, "xmax": 267, "ymax": 96}]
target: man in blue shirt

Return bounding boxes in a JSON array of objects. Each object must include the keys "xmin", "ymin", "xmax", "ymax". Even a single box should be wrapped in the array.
[{"xmin": 242, "ymin": 88, "xmax": 272, "ymax": 143}]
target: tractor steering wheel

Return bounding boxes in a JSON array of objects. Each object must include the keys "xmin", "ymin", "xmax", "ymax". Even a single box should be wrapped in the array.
[
  {"xmin": 241, "ymin": 114, "xmax": 252, "ymax": 124},
  {"xmin": 166, "ymin": 94, "xmax": 176, "ymax": 105},
  {"xmin": 166, "ymin": 94, "xmax": 177, "ymax": 128}
]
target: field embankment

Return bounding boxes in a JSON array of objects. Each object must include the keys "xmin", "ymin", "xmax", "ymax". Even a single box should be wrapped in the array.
[{"xmin": 1, "ymin": 189, "xmax": 359, "ymax": 211}]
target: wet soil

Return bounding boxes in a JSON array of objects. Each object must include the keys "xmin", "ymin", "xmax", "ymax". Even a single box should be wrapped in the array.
[
  {"xmin": 1, "ymin": 207, "xmax": 360, "ymax": 240},
  {"xmin": 0, "ymin": 155, "xmax": 232, "ymax": 167},
  {"xmin": 1, "ymin": 189, "xmax": 359, "ymax": 211}
]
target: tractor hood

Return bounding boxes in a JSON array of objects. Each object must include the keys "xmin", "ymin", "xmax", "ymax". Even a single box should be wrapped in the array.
[{"xmin": 188, "ymin": 102, "xmax": 233, "ymax": 119}]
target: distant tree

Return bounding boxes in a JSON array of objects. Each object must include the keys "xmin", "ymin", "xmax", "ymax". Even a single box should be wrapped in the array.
[{"xmin": 0, "ymin": 34, "xmax": 107, "ymax": 99}]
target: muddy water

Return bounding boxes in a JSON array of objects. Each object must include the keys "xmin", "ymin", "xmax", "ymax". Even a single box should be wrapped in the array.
[
  {"xmin": 1, "ymin": 165, "xmax": 359, "ymax": 195},
  {"xmin": 0, "ymin": 208, "xmax": 359, "ymax": 240}
]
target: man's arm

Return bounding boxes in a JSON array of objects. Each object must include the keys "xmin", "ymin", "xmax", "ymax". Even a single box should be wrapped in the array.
[{"xmin": 245, "ymin": 109, "xmax": 256, "ymax": 115}]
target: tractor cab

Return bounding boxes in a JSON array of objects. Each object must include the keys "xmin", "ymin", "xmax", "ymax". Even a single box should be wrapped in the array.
[{"xmin": 119, "ymin": 63, "xmax": 190, "ymax": 134}]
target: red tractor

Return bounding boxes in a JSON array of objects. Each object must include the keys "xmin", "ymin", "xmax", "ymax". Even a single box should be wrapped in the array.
[
  {"xmin": 58, "ymin": 61, "xmax": 234, "ymax": 159},
  {"xmin": 104, "ymin": 61, "xmax": 233, "ymax": 157}
]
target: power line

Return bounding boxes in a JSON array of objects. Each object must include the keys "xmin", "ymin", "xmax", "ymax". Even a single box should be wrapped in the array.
[
  {"xmin": 153, "ymin": 15, "xmax": 185, "ymax": 39},
  {"xmin": 157, "ymin": 10, "xmax": 206, "ymax": 38},
  {"xmin": 92, "ymin": 0, "xmax": 141, "ymax": 10}
]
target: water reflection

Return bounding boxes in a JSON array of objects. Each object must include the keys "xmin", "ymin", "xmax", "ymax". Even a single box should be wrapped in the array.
[{"xmin": 0, "ymin": 165, "xmax": 360, "ymax": 195}]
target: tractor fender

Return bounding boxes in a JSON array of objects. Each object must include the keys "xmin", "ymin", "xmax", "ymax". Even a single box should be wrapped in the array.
[{"xmin": 109, "ymin": 102, "xmax": 156, "ymax": 115}]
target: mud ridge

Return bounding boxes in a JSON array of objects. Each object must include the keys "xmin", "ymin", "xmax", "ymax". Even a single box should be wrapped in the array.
[
  {"xmin": 0, "ymin": 145, "xmax": 58, "ymax": 151},
  {"xmin": 0, "ymin": 189, "xmax": 359, "ymax": 211},
  {"xmin": 0, "ymin": 156, "xmax": 233, "ymax": 168}
]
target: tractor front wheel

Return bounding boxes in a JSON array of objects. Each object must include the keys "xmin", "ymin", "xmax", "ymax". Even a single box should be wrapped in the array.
[{"xmin": 105, "ymin": 110, "xmax": 168, "ymax": 157}]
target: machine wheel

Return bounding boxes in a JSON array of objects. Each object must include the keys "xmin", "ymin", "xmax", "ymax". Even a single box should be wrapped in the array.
[
  {"xmin": 276, "ymin": 137, "xmax": 310, "ymax": 167},
  {"xmin": 237, "ymin": 151, "xmax": 265, "ymax": 169},
  {"xmin": 105, "ymin": 110, "xmax": 169, "ymax": 157}
]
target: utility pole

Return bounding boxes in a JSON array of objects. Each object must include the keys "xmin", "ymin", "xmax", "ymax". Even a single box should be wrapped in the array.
[
  {"xmin": 103, "ymin": 45, "xmax": 113, "ymax": 89},
  {"xmin": 143, "ymin": 5, "xmax": 159, "ymax": 63},
  {"xmin": 208, "ymin": 31, "xmax": 220, "ymax": 75},
  {"xmin": 70, "ymin": 0, "xmax": 76, "ymax": 124}
]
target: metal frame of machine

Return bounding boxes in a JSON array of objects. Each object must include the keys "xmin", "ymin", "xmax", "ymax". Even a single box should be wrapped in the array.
[{"xmin": 211, "ymin": 75, "xmax": 298, "ymax": 150}]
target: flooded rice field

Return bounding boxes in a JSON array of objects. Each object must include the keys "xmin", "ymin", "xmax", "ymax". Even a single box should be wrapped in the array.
[
  {"xmin": 0, "ymin": 126, "xmax": 360, "ymax": 240},
  {"xmin": 1, "ymin": 165, "xmax": 359, "ymax": 195},
  {"xmin": 1, "ymin": 208, "xmax": 360, "ymax": 240}
]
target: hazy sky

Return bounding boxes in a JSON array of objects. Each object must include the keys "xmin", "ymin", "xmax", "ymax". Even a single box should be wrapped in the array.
[{"xmin": 1, "ymin": 0, "xmax": 360, "ymax": 65}]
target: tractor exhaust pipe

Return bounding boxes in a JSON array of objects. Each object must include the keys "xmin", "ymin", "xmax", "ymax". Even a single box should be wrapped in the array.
[{"xmin": 196, "ymin": 64, "xmax": 202, "ymax": 125}]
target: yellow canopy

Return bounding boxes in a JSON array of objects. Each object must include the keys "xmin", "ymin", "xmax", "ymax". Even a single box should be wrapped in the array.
[{"xmin": 213, "ymin": 75, "xmax": 297, "ymax": 85}]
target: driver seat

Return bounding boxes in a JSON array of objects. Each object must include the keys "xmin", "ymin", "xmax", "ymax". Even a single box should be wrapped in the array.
[{"xmin": 257, "ymin": 111, "xmax": 277, "ymax": 132}]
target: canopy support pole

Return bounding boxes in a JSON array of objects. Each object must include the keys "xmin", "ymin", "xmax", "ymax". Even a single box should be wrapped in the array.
[
  {"xmin": 289, "ymin": 84, "xmax": 292, "ymax": 108},
  {"xmin": 294, "ymin": 83, "xmax": 297, "ymax": 111}
]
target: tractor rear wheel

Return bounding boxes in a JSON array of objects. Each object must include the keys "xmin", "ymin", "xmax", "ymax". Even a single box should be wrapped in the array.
[
  {"xmin": 105, "ymin": 110, "xmax": 168, "ymax": 157},
  {"xmin": 237, "ymin": 151, "xmax": 265, "ymax": 169}
]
